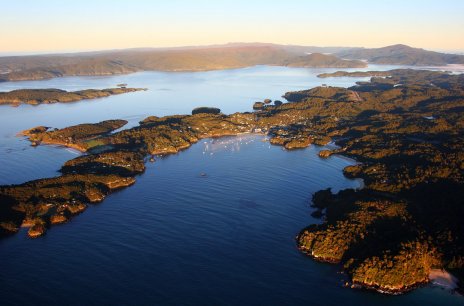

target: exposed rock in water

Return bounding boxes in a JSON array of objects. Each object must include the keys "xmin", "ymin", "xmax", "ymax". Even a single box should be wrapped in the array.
[{"xmin": 253, "ymin": 102, "xmax": 265, "ymax": 110}]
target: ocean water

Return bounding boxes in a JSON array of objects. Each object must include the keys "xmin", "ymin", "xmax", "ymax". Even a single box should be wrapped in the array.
[
  {"xmin": 0, "ymin": 65, "xmax": 462, "ymax": 305},
  {"xmin": 0, "ymin": 64, "xmax": 403, "ymax": 185}
]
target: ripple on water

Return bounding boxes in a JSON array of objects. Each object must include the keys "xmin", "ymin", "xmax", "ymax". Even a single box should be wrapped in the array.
[{"xmin": 0, "ymin": 66, "xmax": 462, "ymax": 306}]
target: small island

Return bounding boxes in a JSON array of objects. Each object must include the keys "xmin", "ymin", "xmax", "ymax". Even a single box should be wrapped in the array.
[
  {"xmin": 0, "ymin": 69, "xmax": 463, "ymax": 294},
  {"xmin": 0, "ymin": 87, "xmax": 146, "ymax": 106},
  {"xmin": 191, "ymin": 107, "xmax": 221, "ymax": 115}
]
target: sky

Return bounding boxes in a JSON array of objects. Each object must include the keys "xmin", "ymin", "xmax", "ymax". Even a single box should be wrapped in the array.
[{"xmin": 1, "ymin": 0, "xmax": 463, "ymax": 54}]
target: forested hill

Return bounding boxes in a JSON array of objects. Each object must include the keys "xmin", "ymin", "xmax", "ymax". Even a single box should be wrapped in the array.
[
  {"xmin": 336, "ymin": 44, "xmax": 464, "ymax": 66},
  {"xmin": 0, "ymin": 44, "xmax": 363, "ymax": 82}
]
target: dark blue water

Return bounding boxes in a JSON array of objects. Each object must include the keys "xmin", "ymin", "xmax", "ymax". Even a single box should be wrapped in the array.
[
  {"xmin": 0, "ymin": 66, "xmax": 463, "ymax": 305},
  {"xmin": 1, "ymin": 136, "xmax": 460, "ymax": 305}
]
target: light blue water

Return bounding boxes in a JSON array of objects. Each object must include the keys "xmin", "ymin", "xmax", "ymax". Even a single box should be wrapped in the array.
[
  {"xmin": 0, "ymin": 66, "xmax": 462, "ymax": 305},
  {"xmin": 0, "ymin": 64, "xmax": 401, "ymax": 185}
]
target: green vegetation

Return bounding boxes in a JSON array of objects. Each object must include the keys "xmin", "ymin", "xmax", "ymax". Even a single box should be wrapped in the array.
[
  {"xmin": 289, "ymin": 69, "xmax": 464, "ymax": 293},
  {"xmin": 1, "ymin": 44, "xmax": 463, "ymax": 83},
  {"xmin": 0, "ymin": 87, "xmax": 145, "ymax": 106},
  {"xmin": 285, "ymin": 53, "xmax": 366, "ymax": 68},
  {"xmin": 0, "ymin": 112, "xmax": 258, "ymax": 238},
  {"xmin": 335, "ymin": 44, "xmax": 464, "ymax": 66},
  {"xmin": 0, "ymin": 69, "xmax": 463, "ymax": 294},
  {"xmin": 21, "ymin": 120, "xmax": 128, "ymax": 151},
  {"xmin": 318, "ymin": 71, "xmax": 392, "ymax": 78},
  {"xmin": 1, "ymin": 44, "xmax": 462, "ymax": 83},
  {"xmin": 191, "ymin": 107, "xmax": 221, "ymax": 115},
  {"xmin": 0, "ymin": 44, "xmax": 367, "ymax": 82}
]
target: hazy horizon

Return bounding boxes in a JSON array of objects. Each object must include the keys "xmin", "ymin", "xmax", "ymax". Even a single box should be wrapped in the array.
[
  {"xmin": 0, "ymin": 42, "xmax": 463, "ymax": 58},
  {"xmin": 1, "ymin": 0, "xmax": 463, "ymax": 54},
  {"xmin": 1, "ymin": 1, "xmax": 464, "ymax": 304}
]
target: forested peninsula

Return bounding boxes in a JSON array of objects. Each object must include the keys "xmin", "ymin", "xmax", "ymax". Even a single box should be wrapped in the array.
[
  {"xmin": 1, "ymin": 69, "xmax": 463, "ymax": 294},
  {"xmin": 0, "ymin": 87, "xmax": 145, "ymax": 106}
]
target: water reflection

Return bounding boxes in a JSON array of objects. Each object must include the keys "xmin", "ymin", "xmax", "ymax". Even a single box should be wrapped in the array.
[{"xmin": 202, "ymin": 134, "xmax": 262, "ymax": 154}]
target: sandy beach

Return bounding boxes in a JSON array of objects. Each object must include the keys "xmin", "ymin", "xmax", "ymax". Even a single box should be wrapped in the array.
[{"xmin": 429, "ymin": 269, "xmax": 459, "ymax": 290}]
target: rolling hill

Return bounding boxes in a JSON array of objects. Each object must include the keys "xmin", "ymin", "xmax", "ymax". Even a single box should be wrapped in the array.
[
  {"xmin": 0, "ymin": 44, "xmax": 362, "ymax": 82},
  {"xmin": 336, "ymin": 44, "xmax": 464, "ymax": 66},
  {"xmin": 0, "ymin": 43, "xmax": 462, "ymax": 82}
]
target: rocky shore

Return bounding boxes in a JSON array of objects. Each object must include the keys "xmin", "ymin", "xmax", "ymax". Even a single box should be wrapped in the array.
[{"xmin": 0, "ymin": 69, "xmax": 463, "ymax": 294}]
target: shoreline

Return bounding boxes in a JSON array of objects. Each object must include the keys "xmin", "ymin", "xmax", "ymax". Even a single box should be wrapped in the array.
[
  {"xmin": 1, "ymin": 69, "xmax": 463, "ymax": 296},
  {"xmin": 299, "ymin": 243, "xmax": 461, "ymax": 294},
  {"xmin": 2, "ymin": 62, "xmax": 463, "ymax": 84},
  {"xmin": 429, "ymin": 269, "xmax": 459, "ymax": 290},
  {"xmin": 0, "ymin": 87, "xmax": 146, "ymax": 106}
]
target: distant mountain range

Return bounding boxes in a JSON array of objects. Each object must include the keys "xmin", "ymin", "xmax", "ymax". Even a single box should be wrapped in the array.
[
  {"xmin": 336, "ymin": 44, "xmax": 464, "ymax": 66},
  {"xmin": 0, "ymin": 43, "xmax": 462, "ymax": 82}
]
